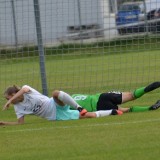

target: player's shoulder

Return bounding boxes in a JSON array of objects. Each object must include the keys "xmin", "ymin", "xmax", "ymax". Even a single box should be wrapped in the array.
[
  {"xmin": 22, "ymin": 85, "xmax": 31, "ymax": 89},
  {"xmin": 22, "ymin": 85, "xmax": 39, "ymax": 94}
]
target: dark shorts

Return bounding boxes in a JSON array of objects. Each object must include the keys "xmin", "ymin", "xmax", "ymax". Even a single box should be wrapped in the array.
[{"xmin": 97, "ymin": 91, "xmax": 122, "ymax": 110}]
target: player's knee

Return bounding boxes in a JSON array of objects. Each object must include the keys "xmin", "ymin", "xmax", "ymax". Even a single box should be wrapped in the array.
[
  {"xmin": 130, "ymin": 92, "xmax": 135, "ymax": 99},
  {"xmin": 122, "ymin": 92, "xmax": 135, "ymax": 103},
  {"xmin": 52, "ymin": 90, "xmax": 60, "ymax": 99}
]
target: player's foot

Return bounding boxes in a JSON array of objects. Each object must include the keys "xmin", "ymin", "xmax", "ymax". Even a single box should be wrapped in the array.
[
  {"xmin": 111, "ymin": 109, "xmax": 123, "ymax": 115},
  {"xmin": 144, "ymin": 82, "xmax": 160, "ymax": 92},
  {"xmin": 149, "ymin": 100, "xmax": 160, "ymax": 110},
  {"xmin": 77, "ymin": 107, "xmax": 87, "ymax": 116}
]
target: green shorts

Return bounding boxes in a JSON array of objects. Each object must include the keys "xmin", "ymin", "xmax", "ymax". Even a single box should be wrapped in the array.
[{"xmin": 56, "ymin": 105, "xmax": 80, "ymax": 121}]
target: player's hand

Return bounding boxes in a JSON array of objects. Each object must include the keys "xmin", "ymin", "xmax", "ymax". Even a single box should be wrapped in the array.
[
  {"xmin": 2, "ymin": 101, "xmax": 11, "ymax": 111},
  {"xmin": 0, "ymin": 121, "xmax": 5, "ymax": 125}
]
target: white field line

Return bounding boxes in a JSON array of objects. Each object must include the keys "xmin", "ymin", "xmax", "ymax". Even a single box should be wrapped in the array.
[{"xmin": 1, "ymin": 118, "xmax": 160, "ymax": 133}]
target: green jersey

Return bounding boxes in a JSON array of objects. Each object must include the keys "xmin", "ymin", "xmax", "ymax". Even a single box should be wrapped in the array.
[{"xmin": 71, "ymin": 93, "xmax": 101, "ymax": 111}]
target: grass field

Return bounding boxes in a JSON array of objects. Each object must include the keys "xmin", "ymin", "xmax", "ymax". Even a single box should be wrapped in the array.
[
  {"xmin": 0, "ymin": 108, "xmax": 160, "ymax": 160},
  {"xmin": 0, "ymin": 45, "xmax": 160, "ymax": 160}
]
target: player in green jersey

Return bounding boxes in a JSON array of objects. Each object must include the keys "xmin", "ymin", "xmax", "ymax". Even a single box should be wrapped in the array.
[{"xmin": 71, "ymin": 81, "xmax": 160, "ymax": 113}]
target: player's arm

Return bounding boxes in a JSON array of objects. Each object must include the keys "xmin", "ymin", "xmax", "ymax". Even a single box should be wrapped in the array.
[
  {"xmin": 3, "ymin": 86, "xmax": 30, "ymax": 110},
  {"xmin": 10, "ymin": 86, "xmax": 30, "ymax": 100},
  {"xmin": 0, "ymin": 116, "xmax": 24, "ymax": 126}
]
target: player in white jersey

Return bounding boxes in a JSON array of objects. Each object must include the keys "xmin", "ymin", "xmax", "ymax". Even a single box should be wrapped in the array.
[{"xmin": 0, "ymin": 85, "xmax": 122, "ymax": 125}]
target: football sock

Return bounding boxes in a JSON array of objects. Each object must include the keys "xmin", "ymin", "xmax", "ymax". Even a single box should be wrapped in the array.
[
  {"xmin": 133, "ymin": 87, "xmax": 145, "ymax": 98},
  {"xmin": 95, "ymin": 110, "xmax": 112, "ymax": 117},
  {"xmin": 58, "ymin": 91, "xmax": 81, "ymax": 109},
  {"xmin": 129, "ymin": 106, "xmax": 150, "ymax": 112},
  {"xmin": 133, "ymin": 81, "xmax": 160, "ymax": 98}
]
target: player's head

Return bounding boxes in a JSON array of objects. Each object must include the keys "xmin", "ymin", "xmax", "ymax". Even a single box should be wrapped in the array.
[{"xmin": 4, "ymin": 85, "xmax": 23, "ymax": 104}]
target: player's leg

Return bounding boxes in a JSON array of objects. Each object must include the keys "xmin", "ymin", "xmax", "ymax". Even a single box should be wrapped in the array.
[
  {"xmin": 104, "ymin": 92, "xmax": 148, "ymax": 112},
  {"xmin": 118, "ymin": 107, "xmax": 130, "ymax": 113},
  {"xmin": 97, "ymin": 92, "xmax": 120, "ymax": 110},
  {"xmin": 121, "ymin": 92, "xmax": 134, "ymax": 103},
  {"xmin": 119, "ymin": 105, "xmax": 152, "ymax": 113},
  {"xmin": 129, "ymin": 106, "xmax": 150, "ymax": 112},
  {"xmin": 80, "ymin": 109, "xmax": 123, "ymax": 119},
  {"xmin": 121, "ymin": 81, "xmax": 160, "ymax": 103},
  {"xmin": 120, "ymin": 100, "xmax": 160, "ymax": 113},
  {"xmin": 52, "ymin": 90, "xmax": 87, "ymax": 115},
  {"xmin": 133, "ymin": 81, "xmax": 160, "ymax": 98}
]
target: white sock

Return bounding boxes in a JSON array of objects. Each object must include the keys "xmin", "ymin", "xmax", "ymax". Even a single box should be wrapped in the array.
[
  {"xmin": 58, "ymin": 91, "xmax": 81, "ymax": 109},
  {"xmin": 95, "ymin": 110, "xmax": 113, "ymax": 117}
]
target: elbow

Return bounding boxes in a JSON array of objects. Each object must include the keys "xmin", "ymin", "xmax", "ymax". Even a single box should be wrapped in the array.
[{"xmin": 22, "ymin": 87, "xmax": 30, "ymax": 93}]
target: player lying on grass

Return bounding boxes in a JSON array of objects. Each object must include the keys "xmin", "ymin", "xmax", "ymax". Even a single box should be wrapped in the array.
[
  {"xmin": 0, "ymin": 85, "xmax": 122, "ymax": 126},
  {"xmin": 71, "ymin": 81, "xmax": 160, "ymax": 113}
]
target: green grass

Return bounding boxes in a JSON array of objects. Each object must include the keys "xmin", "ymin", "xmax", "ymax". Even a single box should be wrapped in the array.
[
  {"xmin": 0, "ymin": 40, "xmax": 160, "ymax": 159},
  {"xmin": 0, "ymin": 49, "xmax": 160, "ymax": 95},
  {"xmin": 0, "ymin": 110, "xmax": 160, "ymax": 160}
]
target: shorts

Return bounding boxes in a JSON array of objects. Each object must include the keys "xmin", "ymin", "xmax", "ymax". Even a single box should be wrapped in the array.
[
  {"xmin": 97, "ymin": 91, "xmax": 122, "ymax": 110},
  {"xmin": 56, "ymin": 104, "xmax": 80, "ymax": 120}
]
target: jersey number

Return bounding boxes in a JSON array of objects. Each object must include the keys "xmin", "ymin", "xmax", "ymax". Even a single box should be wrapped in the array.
[
  {"xmin": 32, "ymin": 105, "xmax": 41, "ymax": 113},
  {"xmin": 73, "ymin": 95, "xmax": 87, "ymax": 101}
]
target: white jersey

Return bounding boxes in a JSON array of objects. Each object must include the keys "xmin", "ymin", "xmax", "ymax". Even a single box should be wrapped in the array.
[{"xmin": 14, "ymin": 85, "xmax": 56, "ymax": 120}]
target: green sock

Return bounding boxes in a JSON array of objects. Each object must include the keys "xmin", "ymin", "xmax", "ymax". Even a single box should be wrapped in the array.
[
  {"xmin": 129, "ymin": 106, "xmax": 150, "ymax": 112},
  {"xmin": 133, "ymin": 87, "xmax": 145, "ymax": 98},
  {"xmin": 134, "ymin": 82, "xmax": 160, "ymax": 98}
]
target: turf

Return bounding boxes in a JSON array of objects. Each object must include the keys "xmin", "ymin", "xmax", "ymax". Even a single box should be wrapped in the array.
[
  {"xmin": 0, "ymin": 110, "xmax": 160, "ymax": 160},
  {"xmin": 0, "ymin": 47, "xmax": 160, "ymax": 159}
]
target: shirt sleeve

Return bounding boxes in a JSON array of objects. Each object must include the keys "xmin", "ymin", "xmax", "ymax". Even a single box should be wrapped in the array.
[
  {"xmin": 14, "ymin": 106, "xmax": 24, "ymax": 119},
  {"xmin": 22, "ymin": 85, "xmax": 41, "ymax": 95},
  {"xmin": 22, "ymin": 85, "xmax": 32, "ymax": 92}
]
